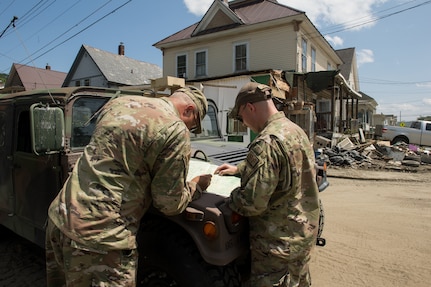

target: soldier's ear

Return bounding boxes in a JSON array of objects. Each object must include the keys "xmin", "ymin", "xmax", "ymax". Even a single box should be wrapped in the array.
[{"xmin": 185, "ymin": 105, "xmax": 194, "ymax": 117}]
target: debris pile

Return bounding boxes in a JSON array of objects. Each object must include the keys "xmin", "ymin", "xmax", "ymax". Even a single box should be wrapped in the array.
[{"xmin": 316, "ymin": 134, "xmax": 431, "ymax": 173}]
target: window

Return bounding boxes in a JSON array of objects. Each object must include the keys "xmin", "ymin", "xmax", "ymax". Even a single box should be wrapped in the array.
[
  {"xmin": 311, "ymin": 47, "xmax": 316, "ymax": 72},
  {"xmin": 301, "ymin": 38, "xmax": 307, "ymax": 72},
  {"xmin": 84, "ymin": 79, "xmax": 90, "ymax": 86},
  {"xmin": 426, "ymin": 123, "xmax": 431, "ymax": 131},
  {"xmin": 190, "ymin": 101, "xmax": 220, "ymax": 139},
  {"xmin": 71, "ymin": 97, "xmax": 109, "ymax": 148},
  {"xmin": 227, "ymin": 116, "xmax": 247, "ymax": 135},
  {"xmin": 234, "ymin": 43, "xmax": 248, "ymax": 72},
  {"xmin": 17, "ymin": 111, "xmax": 31, "ymax": 152},
  {"xmin": 195, "ymin": 50, "xmax": 207, "ymax": 77},
  {"xmin": 176, "ymin": 54, "xmax": 187, "ymax": 78},
  {"xmin": 411, "ymin": 122, "xmax": 421, "ymax": 129},
  {"xmin": 75, "ymin": 80, "xmax": 81, "ymax": 87}
]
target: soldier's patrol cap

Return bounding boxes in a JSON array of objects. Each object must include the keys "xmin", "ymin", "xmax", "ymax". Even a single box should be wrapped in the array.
[
  {"xmin": 229, "ymin": 82, "xmax": 272, "ymax": 119},
  {"xmin": 175, "ymin": 86, "xmax": 208, "ymax": 134}
]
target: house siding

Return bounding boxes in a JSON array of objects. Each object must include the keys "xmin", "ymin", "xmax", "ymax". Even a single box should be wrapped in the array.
[
  {"xmin": 67, "ymin": 53, "xmax": 106, "ymax": 87},
  {"xmin": 162, "ymin": 23, "xmax": 338, "ymax": 80}
]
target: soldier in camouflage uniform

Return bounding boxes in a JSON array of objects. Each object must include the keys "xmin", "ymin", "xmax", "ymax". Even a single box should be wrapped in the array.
[
  {"xmin": 45, "ymin": 86, "xmax": 212, "ymax": 287},
  {"xmin": 215, "ymin": 82, "xmax": 320, "ymax": 287}
]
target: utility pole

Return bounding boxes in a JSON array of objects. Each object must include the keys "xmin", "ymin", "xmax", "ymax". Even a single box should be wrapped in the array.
[{"xmin": 0, "ymin": 16, "xmax": 18, "ymax": 39}]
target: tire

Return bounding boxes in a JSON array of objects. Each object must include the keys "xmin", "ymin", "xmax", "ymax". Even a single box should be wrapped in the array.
[
  {"xmin": 391, "ymin": 136, "xmax": 408, "ymax": 145},
  {"xmin": 137, "ymin": 218, "xmax": 241, "ymax": 287}
]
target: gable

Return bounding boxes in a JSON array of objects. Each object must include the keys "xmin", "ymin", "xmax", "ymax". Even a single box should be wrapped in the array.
[
  {"xmin": 207, "ymin": 9, "xmax": 238, "ymax": 29},
  {"xmin": 193, "ymin": 0, "xmax": 243, "ymax": 37},
  {"xmin": 64, "ymin": 45, "xmax": 162, "ymax": 87},
  {"xmin": 155, "ymin": 0, "xmax": 303, "ymax": 47},
  {"xmin": 5, "ymin": 63, "xmax": 66, "ymax": 91}
]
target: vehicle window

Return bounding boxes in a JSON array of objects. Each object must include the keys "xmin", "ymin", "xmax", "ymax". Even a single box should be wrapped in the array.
[
  {"xmin": 191, "ymin": 101, "xmax": 220, "ymax": 139},
  {"xmin": 17, "ymin": 111, "xmax": 32, "ymax": 153},
  {"xmin": 71, "ymin": 97, "xmax": 109, "ymax": 148},
  {"xmin": 411, "ymin": 122, "xmax": 421, "ymax": 129},
  {"xmin": 426, "ymin": 123, "xmax": 431, "ymax": 131}
]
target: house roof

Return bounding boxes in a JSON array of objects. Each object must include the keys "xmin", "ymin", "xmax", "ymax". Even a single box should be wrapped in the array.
[
  {"xmin": 359, "ymin": 91, "xmax": 376, "ymax": 103},
  {"xmin": 64, "ymin": 45, "xmax": 162, "ymax": 86},
  {"xmin": 154, "ymin": 0, "xmax": 304, "ymax": 47},
  {"xmin": 5, "ymin": 63, "xmax": 66, "ymax": 91},
  {"xmin": 336, "ymin": 47, "xmax": 355, "ymax": 80}
]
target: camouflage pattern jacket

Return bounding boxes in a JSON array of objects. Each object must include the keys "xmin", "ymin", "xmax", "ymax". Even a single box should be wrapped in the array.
[
  {"xmin": 48, "ymin": 96, "xmax": 196, "ymax": 251},
  {"xmin": 229, "ymin": 111, "xmax": 320, "ymax": 260}
]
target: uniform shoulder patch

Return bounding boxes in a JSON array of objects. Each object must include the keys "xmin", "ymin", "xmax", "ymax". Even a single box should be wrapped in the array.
[
  {"xmin": 247, "ymin": 144, "xmax": 263, "ymax": 168},
  {"xmin": 246, "ymin": 151, "xmax": 259, "ymax": 168}
]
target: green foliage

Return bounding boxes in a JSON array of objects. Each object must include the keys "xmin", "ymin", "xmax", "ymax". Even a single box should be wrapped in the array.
[
  {"xmin": 0, "ymin": 73, "xmax": 8, "ymax": 84},
  {"xmin": 418, "ymin": 116, "xmax": 431, "ymax": 121}
]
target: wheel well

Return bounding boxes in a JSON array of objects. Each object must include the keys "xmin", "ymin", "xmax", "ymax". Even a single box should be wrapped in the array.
[{"xmin": 392, "ymin": 135, "xmax": 409, "ymax": 144}]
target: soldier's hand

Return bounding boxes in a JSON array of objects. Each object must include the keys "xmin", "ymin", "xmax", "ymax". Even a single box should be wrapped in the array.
[
  {"xmin": 214, "ymin": 164, "xmax": 238, "ymax": 176},
  {"xmin": 191, "ymin": 174, "xmax": 212, "ymax": 192}
]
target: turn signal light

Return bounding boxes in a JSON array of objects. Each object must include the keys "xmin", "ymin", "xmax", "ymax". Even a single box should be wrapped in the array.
[{"xmin": 203, "ymin": 221, "xmax": 218, "ymax": 240}]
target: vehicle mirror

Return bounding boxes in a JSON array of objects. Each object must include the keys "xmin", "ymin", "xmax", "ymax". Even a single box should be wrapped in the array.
[{"xmin": 30, "ymin": 103, "xmax": 64, "ymax": 155}]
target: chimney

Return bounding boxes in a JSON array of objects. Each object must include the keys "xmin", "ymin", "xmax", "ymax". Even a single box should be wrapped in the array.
[
  {"xmin": 46, "ymin": 63, "xmax": 51, "ymax": 70},
  {"xmin": 118, "ymin": 42, "xmax": 125, "ymax": 56}
]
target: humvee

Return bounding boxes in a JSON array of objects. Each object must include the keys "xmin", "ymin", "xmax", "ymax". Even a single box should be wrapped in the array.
[{"xmin": 0, "ymin": 84, "xmax": 327, "ymax": 286}]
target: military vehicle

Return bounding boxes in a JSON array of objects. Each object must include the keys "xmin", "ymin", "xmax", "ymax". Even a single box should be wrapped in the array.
[{"xmin": 0, "ymin": 83, "xmax": 328, "ymax": 286}]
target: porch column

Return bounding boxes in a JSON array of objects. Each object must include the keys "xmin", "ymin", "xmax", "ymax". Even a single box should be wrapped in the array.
[{"xmin": 339, "ymin": 88, "xmax": 343, "ymax": 132}]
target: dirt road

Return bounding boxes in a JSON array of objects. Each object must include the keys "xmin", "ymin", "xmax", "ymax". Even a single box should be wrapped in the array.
[
  {"xmin": 310, "ymin": 169, "xmax": 431, "ymax": 287},
  {"xmin": 1, "ymin": 168, "xmax": 430, "ymax": 286}
]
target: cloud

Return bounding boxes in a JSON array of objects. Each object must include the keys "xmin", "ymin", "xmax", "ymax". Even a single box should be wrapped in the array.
[
  {"xmin": 357, "ymin": 49, "xmax": 374, "ymax": 66},
  {"xmin": 416, "ymin": 82, "xmax": 431, "ymax": 88},
  {"xmin": 278, "ymin": 0, "xmax": 388, "ymax": 30},
  {"xmin": 377, "ymin": 101, "xmax": 431, "ymax": 121},
  {"xmin": 183, "ymin": 0, "xmax": 213, "ymax": 16},
  {"xmin": 325, "ymin": 35, "xmax": 343, "ymax": 47},
  {"xmin": 183, "ymin": 0, "xmax": 388, "ymax": 31}
]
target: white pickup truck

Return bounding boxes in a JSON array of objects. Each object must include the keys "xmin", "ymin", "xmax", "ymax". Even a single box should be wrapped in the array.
[{"xmin": 380, "ymin": 120, "xmax": 431, "ymax": 146}]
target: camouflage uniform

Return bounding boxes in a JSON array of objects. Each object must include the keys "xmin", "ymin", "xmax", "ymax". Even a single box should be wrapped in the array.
[
  {"xmin": 46, "ymin": 95, "xmax": 200, "ymax": 286},
  {"xmin": 228, "ymin": 112, "xmax": 320, "ymax": 287}
]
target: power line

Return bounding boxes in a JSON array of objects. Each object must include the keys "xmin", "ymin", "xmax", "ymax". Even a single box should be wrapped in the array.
[
  {"xmin": 17, "ymin": 0, "xmax": 113, "ymax": 64},
  {"xmin": 323, "ymin": 0, "xmax": 431, "ymax": 35},
  {"xmin": 0, "ymin": 0, "xmax": 16, "ymax": 18},
  {"xmin": 302, "ymin": 0, "xmax": 431, "ymax": 42},
  {"xmin": 0, "ymin": 16, "xmax": 17, "ymax": 38},
  {"xmin": 19, "ymin": 0, "xmax": 132, "ymax": 66},
  {"xmin": 361, "ymin": 79, "xmax": 431, "ymax": 85}
]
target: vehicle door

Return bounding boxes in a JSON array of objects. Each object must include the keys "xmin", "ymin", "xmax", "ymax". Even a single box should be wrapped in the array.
[
  {"xmin": 423, "ymin": 122, "xmax": 431, "ymax": 146},
  {"xmin": 0, "ymin": 102, "xmax": 14, "ymax": 215},
  {"xmin": 12, "ymin": 104, "xmax": 63, "ymax": 238}
]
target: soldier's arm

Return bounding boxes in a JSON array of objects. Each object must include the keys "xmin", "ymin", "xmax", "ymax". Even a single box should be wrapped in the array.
[
  {"xmin": 150, "ymin": 124, "xmax": 194, "ymax": 216},
  {"xmin": 229, "ymin": 138, "xmax": 286, "ymax": 216}
]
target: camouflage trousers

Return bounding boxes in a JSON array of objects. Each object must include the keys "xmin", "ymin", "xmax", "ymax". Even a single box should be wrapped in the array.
[
  {"xmin": 45, "ymin": 218, "xmax": 137, "ymax": 287},
  {"xmin": 248, "ymin": 248, "xmax": 312, "ymax": 287}
]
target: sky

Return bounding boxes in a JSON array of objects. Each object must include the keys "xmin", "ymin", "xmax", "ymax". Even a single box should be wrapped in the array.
[{"xmin": 0, "ymin": 0, "xmax": 430, "ymax": 122}]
